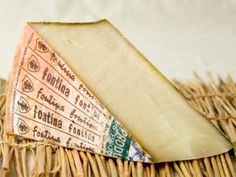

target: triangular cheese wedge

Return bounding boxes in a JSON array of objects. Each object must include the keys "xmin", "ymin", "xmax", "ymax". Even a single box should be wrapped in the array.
[{"xmin": 6, "ymin": 20, "xmax": 231, "ymax": 163}]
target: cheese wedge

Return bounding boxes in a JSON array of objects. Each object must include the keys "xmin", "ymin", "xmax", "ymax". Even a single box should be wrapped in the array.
[{"xmin": 10, "ymin": 20, "xmax": 231, "ymax": 162}]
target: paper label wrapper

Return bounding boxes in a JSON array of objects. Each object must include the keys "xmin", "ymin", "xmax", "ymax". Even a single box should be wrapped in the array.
[{"xmin": 6, "ymin": 24, "xmax": 152, "ymax": 162}]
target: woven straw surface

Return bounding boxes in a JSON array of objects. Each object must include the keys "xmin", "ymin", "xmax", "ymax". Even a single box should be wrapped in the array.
[{"xmin": 0, "ymin": 75, "xmax": 236, "ymax": 177}]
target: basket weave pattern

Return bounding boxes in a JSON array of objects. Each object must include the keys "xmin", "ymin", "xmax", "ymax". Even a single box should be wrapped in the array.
[{"xmin": 0, "ymin": 75, "xmax": 236, "ymax": 177}]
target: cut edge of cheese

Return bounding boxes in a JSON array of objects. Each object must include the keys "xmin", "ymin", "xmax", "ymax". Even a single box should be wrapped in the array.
[{"xmin": 7, "ymin": 19, "xmax": 232, "ymax": 163}]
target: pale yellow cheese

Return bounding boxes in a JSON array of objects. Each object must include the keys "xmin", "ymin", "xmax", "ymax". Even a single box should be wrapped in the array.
[{"xmin": 29, "ymin": 20, "xmax": 232, "ymax": 162}]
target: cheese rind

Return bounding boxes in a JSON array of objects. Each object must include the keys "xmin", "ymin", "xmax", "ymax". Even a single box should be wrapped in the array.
[{"xmin": 26, "ymin": 20, "xmax": 232, "ymax": 162}]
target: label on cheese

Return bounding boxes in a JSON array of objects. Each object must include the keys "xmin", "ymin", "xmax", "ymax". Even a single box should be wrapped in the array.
[{"xmin": 6, "ymin": 24, "xmax": 152, "ymax": 162}]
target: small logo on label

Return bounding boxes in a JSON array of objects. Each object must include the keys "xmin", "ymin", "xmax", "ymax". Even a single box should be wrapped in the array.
[
  {"xmin": 17, "ymin": 97, "xmax": 31, "ymax": 113},
  {"xmin": 28, "ymin": 55, "xmax": 40, "ymax": 72},
  {"xmin": 51, "ymin": 52, "xmax": 58, "ymax": 62},
  {"xmin": 35, "ymin": 38, "xmax": 49, "ymax": 53},
  {"xmin": 22, "ymin": 75, "xmax": 34, "ymax": 92},
  {"xmin": 17, "ymin": 119, "xmax": 29, "ymax": 135}
]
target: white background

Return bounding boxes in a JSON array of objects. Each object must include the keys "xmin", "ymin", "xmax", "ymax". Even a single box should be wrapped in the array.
[{"xmin": 0, "ymin": 0, "xmax": 236, "ymax": 81}]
